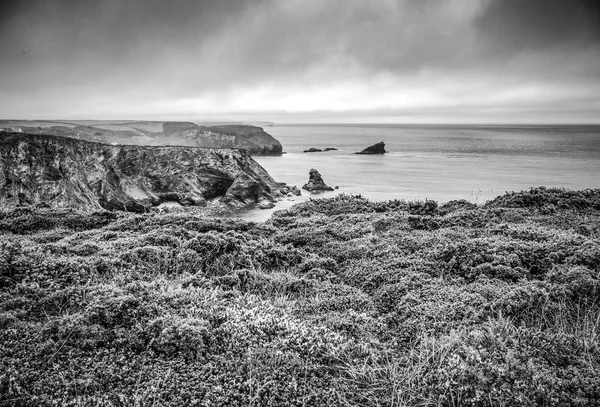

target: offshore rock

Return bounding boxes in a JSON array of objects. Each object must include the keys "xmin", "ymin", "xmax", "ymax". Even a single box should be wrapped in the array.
[
  {"xmin": 355, "ymin": 141, "xmax": 386, "ymax": 154},
  {"xmin": 303, "ymin": 147, "xmax": 338, "ymax": 153},
  {"xmin": 302, "ymin": 168, "xmax": 334, "ymax": 192},
  {"xmin": 0, "ymin": 133, "xmax": 280, "ymax": 212}
]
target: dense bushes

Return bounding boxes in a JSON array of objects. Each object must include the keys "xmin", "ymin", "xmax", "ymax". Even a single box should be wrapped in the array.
[
  {"xmin": 1, "ymin": 188, "xmax": 600, "ymax": 405},
  {"xmin": 486, "ymin": 186, "xmax": 600, "ymax": 211}
]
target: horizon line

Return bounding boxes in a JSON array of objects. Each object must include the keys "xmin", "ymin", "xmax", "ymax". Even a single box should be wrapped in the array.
[{"xmin": 2, "ymin": 118, "xmax": 600, "ymax": 127}]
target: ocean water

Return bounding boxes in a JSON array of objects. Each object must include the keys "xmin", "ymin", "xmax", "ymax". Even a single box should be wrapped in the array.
[{"xmin": 237, "ymin": 124, "xmax": 600, "ymax": 220}]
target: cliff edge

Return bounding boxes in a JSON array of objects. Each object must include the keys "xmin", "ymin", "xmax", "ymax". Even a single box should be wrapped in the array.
[{"xmin": 0, "ymin": 132, "xmax": 281, "ymax": 212}]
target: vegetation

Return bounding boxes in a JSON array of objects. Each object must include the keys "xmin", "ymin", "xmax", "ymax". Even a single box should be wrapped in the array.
[{"xmin": 1, "ymin": 187, "xmax": 599, "ymax": 406}]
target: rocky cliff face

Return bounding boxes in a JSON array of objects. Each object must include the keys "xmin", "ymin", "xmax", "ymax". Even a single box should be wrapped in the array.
[{"xmin": 0, "ymin": 133, "xmax": 281, "ymax": 212}]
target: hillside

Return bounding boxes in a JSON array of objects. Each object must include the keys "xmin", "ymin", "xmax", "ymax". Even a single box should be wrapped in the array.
[
  {"xmin": 0, "ymin": 120, "xmax": 283, "ymax": 156},
  {"xmin": 1, "ymin": 187, "xmax": 599, "ymax": 406},
  {"xmin": 0, "ymin": 132, "xmax": 283, "ymax": 212}
]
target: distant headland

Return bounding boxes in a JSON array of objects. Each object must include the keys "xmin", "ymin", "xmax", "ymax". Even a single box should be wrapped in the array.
[{"xmin": 0, "ymin": 120, "xmax": 283, "ymax": 156}]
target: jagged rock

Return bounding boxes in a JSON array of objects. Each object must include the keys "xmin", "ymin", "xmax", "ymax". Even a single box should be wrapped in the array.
[
  {"xmin": 324, "ymin": 148, "xmax": 338, "ymax": 151},
  {"xmin": 0, "ymin": 133, "xmax": 280, "ymax": 212},
  {"xmin": 355, "ymin": 141, "xmax": 386, "ymax": 154},
  {"xmin": 302, "ymin": 168, "xmax": 334, "ymax": 192}
]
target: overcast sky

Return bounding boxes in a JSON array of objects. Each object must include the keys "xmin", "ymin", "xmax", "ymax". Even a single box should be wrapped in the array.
[{"xmin": 1, "ymin": 0, "xmax": 599, "ymax": 123}]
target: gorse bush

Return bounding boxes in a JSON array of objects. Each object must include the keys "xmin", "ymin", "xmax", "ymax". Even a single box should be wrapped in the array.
[
  {"xmin": 486, "ymin": 186, "xmax": 600, "ymax": 211},
  {"xmin": 1, "ymin": 188, "xmax": 600, "ymax": 406}
]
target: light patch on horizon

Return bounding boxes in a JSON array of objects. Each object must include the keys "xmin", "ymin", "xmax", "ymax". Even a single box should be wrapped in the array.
[{"xmin": 0, "ymin": 0, "xmax": 599, "ymax": 123}]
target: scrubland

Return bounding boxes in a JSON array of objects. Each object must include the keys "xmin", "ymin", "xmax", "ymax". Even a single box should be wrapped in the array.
[{"xmin": 1, "ymin": 187, "xmax": 599, "ymax": 406}]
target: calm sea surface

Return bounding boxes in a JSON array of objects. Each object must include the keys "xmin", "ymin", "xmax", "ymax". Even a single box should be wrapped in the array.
[{"xmin": 237, "ymin": 124, "xmax": 600, "ymax": 220}]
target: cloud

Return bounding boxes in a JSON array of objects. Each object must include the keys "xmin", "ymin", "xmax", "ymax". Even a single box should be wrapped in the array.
[{"xmin": 0, "ymin": 0, "xmax": 599, "ymax": 122}]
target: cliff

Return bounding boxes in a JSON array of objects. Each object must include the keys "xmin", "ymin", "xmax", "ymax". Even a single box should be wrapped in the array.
[
  {"xmin": 0, "ymin": 120, "xmax": 283, "ymax": 156},
  {"xmin": 193, "ymin": 125, "xmax": 283, "ymax": 155},
  {"xmin": 0, "ymin": 132, "xmax": 281, "ymax": 212}
]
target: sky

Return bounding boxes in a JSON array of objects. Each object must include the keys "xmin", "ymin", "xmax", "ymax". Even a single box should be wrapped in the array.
[{"xmin": 1, "ymin": 0, "xmax": 600, "ymax": 124}]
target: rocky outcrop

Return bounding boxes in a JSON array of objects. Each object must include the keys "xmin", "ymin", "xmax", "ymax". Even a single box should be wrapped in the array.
[
  {"xmin": 302, "ymin": 169, "xmax": 334, "ymax": 192},
  {"xmin": 355, "ymin": 141, "xmax": 386, "ymax": 154},
  {"xmin": 0, "ymin": 120, "xmax": 283, "ymax": 156},
  {"xmin": 277, "ymin": 184, "xmax": 302, "ymax": 196},
  {"xmin": 303, "ymin": 147, "xmax": 338, "ymax": 153},
  {"xmin": 0, "ymin": 133, "xmax": 282, "ymax": 212}
]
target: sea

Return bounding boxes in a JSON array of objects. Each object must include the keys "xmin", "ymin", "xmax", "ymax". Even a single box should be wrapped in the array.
[{"xmin": 233, "ymin": 124, "xmax": 600, "ymax": 221}]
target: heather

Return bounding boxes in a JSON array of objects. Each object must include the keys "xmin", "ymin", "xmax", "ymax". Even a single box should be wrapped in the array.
[{"xmin": 1, "ymin": 187, "xmax": 599, "ymax": 406}]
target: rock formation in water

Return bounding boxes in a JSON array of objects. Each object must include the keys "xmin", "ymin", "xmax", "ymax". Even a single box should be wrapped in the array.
[
  {"xmin": 355, "ymin": 141, "xmax": 386, "ymax": 154},
  {"xmin": 0, "ymin": 132, "xmax": 282, "ymax": 212},
  {"xmin": 0, "ymin": 120, "xmax": 283, "ymax": 156},
  {"xmin": 303, "ymin": 147, "xmax": 338, "ymax": 153},
  {"xmin": 302, "ymin": 168, "xmax": 334, "ymax": 192}
]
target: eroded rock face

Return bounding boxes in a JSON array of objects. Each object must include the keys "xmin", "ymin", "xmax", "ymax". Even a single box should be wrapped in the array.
[
  {"xmin": 0, "ymin": 133, "xmax": 280, "ymax": 212},
  {"xmin": 302, "ymin": 168, "xmax": 334, "ymax": 192},
  {"xmin": 355, "ymin": 141, "xmax": 386, "ymax": 154}
]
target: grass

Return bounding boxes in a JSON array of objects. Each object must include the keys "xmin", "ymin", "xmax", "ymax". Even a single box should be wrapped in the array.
[{"xmin": 1, "ymin": 187, "xmax": 599, "ymax": 406}]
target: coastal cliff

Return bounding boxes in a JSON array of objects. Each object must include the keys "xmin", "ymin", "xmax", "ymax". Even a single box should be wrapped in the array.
[
  {"xmin": 0, "ymin": 132, "xmax": 280, "ymax": 212},
  {"xmin": 0, "ymin": 120, "xmax": 283, "ymax": 156}
]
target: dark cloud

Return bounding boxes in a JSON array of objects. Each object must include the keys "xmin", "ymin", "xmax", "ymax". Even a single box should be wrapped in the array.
[{"xmin": 475, "ymin": 0, "xmax": 600, "ymax": 52}]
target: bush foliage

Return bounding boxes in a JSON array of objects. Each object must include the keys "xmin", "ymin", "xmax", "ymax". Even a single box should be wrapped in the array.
[{"xmin": 1, "ymin": 187, "xmax": 600, "ymax": 406}]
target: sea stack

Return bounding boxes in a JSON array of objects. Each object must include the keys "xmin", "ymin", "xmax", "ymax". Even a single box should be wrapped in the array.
[
  {"xmin": 302, "ymin": 168, "xmax": 334, "ymax": 192},
  {"xmin": 355, "ymin": 141, "xmax": 386, "ymax": 154}
]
